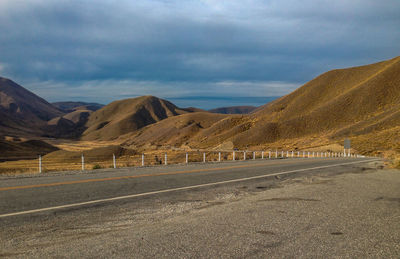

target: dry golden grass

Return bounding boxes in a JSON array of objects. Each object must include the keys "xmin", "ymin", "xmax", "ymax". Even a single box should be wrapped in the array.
[
  {"xmin": 82, "ymin": 96, "xmax": 191, "ymax": 141},
  {"xmin": 0, "ymin": 77, "xmax": 63, "ymax": 136},
  {"xmin": 2, "ymin": 57, "xmax": 400, "ymax": 174},
  {"xmin": 124, "ymin": 112, "xmax": 230, "ymax": 149},
  {"xmin": 0, "ymin": 148, "xmax": 241, "ymax": 175},
  {"xmin": 394, "ymin": 156, "xmax": 400, "ymax": 169},
  {"xmin": 0, "ymin": 139, "xmax": 59, "ymax": 161},
  {"xmin": 120, "ymin": 56, "xmax": 400, "ymax": 159},
  {"xmin": 48, "ymin": 139, "xmax": 121, "ymax": 152}
]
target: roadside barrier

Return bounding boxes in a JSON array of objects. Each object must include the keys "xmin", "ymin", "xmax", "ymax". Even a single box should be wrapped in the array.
[{"xmin": 0, "ymin": 150, "xmax": 363, "ymax": 174}]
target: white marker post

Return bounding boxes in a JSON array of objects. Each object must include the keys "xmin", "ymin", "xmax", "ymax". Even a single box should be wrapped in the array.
[
  {"xmin": 262, "ymin": 151, "xmax": 264, "ymax": 159},
  {"xmin": 113, "ymin": 154, "xmax": 116, "ymax": 169},
  {"xmin": 269, "ymin": 151, "xmax": 271, "ymax": 159},
  {"xmin": 39, "ymin": 155, "xmax": 42, "ymax": 174},
  {"xmin": 244, "ymin": 151, "xmax": 246, "ymax": 160},
  {"xmin": 203, "ymin": 152, "xmax": 206, "ymax": 163},
  {"xmin": 291, "ymin": 151, "xmax": 294, "ymax": 158},
  {"xmin": 253, "ymin": 152, "xmax": 255, "ymax": 160},
  {"xmin": 165, "ymin": 153, "xmax": 167, "ymax": 165},
  {"xmin": 186, "ymin": 152, "xmax": 189, "ymax": 164},
  {"xmin": 142, "ymin": 154, "xmax": 145, "ymax": 166},
  {"xmin": 281, "ymin": 151, "xmax": 284, "ymax": 158},
  {"xmin": 81, "ymin": 154, "xmax": 85, "ymax": 171},
  {"xmin": 233, "ymin": 151, "xmax": 235, "ymax": 161},
  {"xmin": 218, "ymin": 152, "xmax": 221, "ymax": 162}
]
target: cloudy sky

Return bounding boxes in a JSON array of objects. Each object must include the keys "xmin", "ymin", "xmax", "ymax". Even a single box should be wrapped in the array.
[{"xmin": 0, "ymin": 0, "xmax": 399, "ymax": 108}]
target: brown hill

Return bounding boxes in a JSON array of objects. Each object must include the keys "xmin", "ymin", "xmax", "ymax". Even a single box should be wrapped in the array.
[
  {"xmin": 209, "ymin": 106, "xmax": 257, "ymax": 114},
  {"xmin": 0, "ymin": 77, "xmax": 63, "ymax": 136},
  {"xmin": 0, "ymin": 138, "xmax": 59, "ymax": 161},
  {"xmin": 45, "ymin": 109, "xmax": 92, "ymax": 139},
  {"xmin": 44, "ymin": 145, "xmax": 137, "ymax": 161},
  {"xmin": 81, "ymin": 96, "xmax": 191, "ymax": 141},
  {"xmin": 52, "ymin": 101, "xmax": 104, "ymax": 113},
  {"xmin": 232, "ymin": 56, "xmax": 400, "ymax": 146},
  {"xmin": 124, "ymin": 56, "xmax": 400, "ymax": 156},
  {"xmin": 124, "ymin": 112, "xmax": 230, "ymax": 148}
]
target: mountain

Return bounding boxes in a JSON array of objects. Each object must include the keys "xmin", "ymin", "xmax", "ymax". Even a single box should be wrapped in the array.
[
  {"xmin": 236, "ymin": 56, "xmax": 400, "ymax": 147},
  {"xmin": 0, "ymin": 77, "xmax": 63, "ymax": 136},
  {"xmin": 1, "ymin": 56, "xmax": 399, "ymax": 159},
  {"xmin": 124, "ymin": 56, "xmax": 400, "ymax": 156},
  {"xmin": 52, "ymin": 101, "xmax": 104, "ymax": 113},
  {"xmin": 209, "ymin": 106, "xmax": 257, "ymax": 114},
  {"xmin": 81, "ymin": 96, "xmax": 192, "ymax": 141},
  {"xmin": 124, "ymin": 112, "xmax": 230, "ymax": 148},
  {"xmin": 0, "ymin": 137, "xmax": 59, "ymax": 161},
  {"xmin": 45, "ymin": 109, "xmax": 92, "ymax": 139}
]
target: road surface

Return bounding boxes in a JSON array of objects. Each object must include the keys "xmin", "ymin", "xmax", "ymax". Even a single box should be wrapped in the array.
[
  {"xmin": 1, "ymin": 157, "xmax": 399, "ymax": 258},
  {"xmin": 0, "ymin": 157, "xmax": 375, "ymax": 217}
]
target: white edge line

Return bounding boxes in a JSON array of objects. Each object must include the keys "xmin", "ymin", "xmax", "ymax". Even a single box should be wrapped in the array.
[{"xmin": 0, "ymin": 159, "xmax": 379, "ymax": 218}]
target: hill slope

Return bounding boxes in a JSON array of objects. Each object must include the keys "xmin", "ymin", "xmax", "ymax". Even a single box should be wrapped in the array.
[
  {"xmin": 236, "ymin": 56, "xmax": 400, "ymax": 145},
  {"xmin": 124, "ymin": 112, "xmax": 230, "ymax": 148},
  {"xmin": 209, "ymin": 106, "xmax": 257, "ymax": 114},
  {"xmin": 0, "ymin": 77, "xmax": 63, "ymax": 136},
  {"xmin": 81, "ymin": 96, "xmax": 191, "ymax": 141},
  {"xmin": 52, "ymin": 101, "xmax": 104, "ymax": 113},
  {"xmin": 0, "ymin": 138, "xmax": 59, "ymax": 161},
  {"xmin": 124, "ymin": 56, "xmax": 400, "ymax": 155}
]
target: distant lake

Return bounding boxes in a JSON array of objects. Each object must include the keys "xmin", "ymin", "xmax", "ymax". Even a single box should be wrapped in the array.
[{"xmin": 168, "ymin": 96, "xmax": 279, "ymax": 110}]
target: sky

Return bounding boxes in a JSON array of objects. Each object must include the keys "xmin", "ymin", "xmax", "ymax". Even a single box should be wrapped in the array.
[{"xmin": 0, "ymin": 0, "xmax": 399, "ymax": 109}]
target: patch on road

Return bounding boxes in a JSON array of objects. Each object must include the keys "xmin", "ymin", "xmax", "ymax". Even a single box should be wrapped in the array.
[{"xmin": 257, "ymin": 197, "xmax": 320, "ymax": 202}]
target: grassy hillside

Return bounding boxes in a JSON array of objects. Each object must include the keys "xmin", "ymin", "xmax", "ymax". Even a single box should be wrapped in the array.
[
  {"xmin": 124, "ymin": 56, "xmax": 400, "ymax": 158},
  {"xmin": 52, "ymin": 101, "xmax": 104, "ymax": 113},
  {"xmin": 0, "ymin": 138, "xmax": 59, "ymax": 161},
  {"xmin": 209, "ymin": 106, "xmax": 257, "ymax": 114},
  {"xmin": 0, "ymin": 77, "xmax": 63, "ymax": 136},
  {"xmin": 124, "ymin": 112, "xmax": 230, "ymax": 148},
  {"xmin": 82, "ymin": 96, "xmax": 191, "ymax": 141}
]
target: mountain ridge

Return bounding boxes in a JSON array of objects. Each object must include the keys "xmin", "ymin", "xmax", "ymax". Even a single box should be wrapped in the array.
[
  {"xmin": 209, "ymin": 106, "xmax": 257, "ymax": 114},
  {"xmin": 123, "ymin": 56, "xmax": 400, "ymax": 156},
  {"xmin": 0, "ymin": 77, "xmax": 63, "ymax": 136},
  {"xmin": 81, "ymin": 95, "xmax": 193, "ymax": 141},
  {"xmin": 0, "ymin": 56, "xmax": 399, "ymax": 159}
]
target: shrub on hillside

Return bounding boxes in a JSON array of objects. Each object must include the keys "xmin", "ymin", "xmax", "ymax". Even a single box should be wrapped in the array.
[{"xmin": 92, "ymin": 164, "xmax": 102, "ymax": 170}]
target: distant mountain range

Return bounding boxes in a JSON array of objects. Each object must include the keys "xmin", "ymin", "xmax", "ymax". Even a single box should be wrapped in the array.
[
  {"xmin": 209, "ymin": 106, "xmax": 257, "ymax": 114},
  {"xmin": 52, "ymin": 101, "xmax": 104, "ymax": 113},
  {"xmin": 124, "ymin": 56, "xmax": 400, "ymax": 156},
  {"xmin": 0, "ymin": 77, "xmax": 63, "ymax": 136},
  {"xmin": 0, "ymin": 56, "xmax": 399, "ymax": 158},
  {"xmin": 82, "ymin": 96, "xmax": 194, "ymax": 141}
]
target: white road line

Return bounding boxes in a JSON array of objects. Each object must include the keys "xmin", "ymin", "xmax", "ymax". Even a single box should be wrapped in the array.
[{"xmin": 0, "ymin": 159, "xmax": 379, "ymax": 218}]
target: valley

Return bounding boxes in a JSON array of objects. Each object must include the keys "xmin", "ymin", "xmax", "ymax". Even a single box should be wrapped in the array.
[{"xmin": 0, "ymin": 56, "xmax": 399, "ymax": 174}]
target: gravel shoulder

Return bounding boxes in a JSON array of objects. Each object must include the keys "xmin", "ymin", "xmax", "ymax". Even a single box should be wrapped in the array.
[{"xmin": 1, "ymin": 161, "xmax": 399, "ymax": 258}]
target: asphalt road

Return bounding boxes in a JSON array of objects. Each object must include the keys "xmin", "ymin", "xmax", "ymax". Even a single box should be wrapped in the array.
[
  {"xmin": 0, "ymin": 157, "xmax": 376, "ymax": 218},
  {"xmin": 2, "ymin": 157, "xmax": 399, "ymax": 258}
]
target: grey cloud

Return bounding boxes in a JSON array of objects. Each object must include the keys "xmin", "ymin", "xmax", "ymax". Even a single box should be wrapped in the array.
[{"xmin": 0, "ymin": 0, "xmax": 399, "ymax": 104}]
